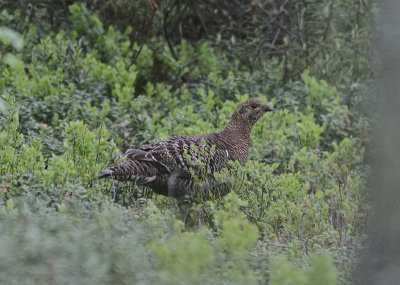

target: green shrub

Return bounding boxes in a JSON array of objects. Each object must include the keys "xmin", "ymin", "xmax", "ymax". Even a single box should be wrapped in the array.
[
  {"xmin": 269, "ymin": 252, "xmax": 337, "ymax": 285},
  {"xmin": 0, "ymin": 3, "xmax": 371, "ymax": 284}
]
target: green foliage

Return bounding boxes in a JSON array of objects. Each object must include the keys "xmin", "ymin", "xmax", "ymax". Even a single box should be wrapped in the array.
[
  {"xmin": 150, "ymin": 230, "xmax": 215, "ymax": 284},
  {"xmin": 64, "ymin": 120, "xmax": 117, "ymax": 183},
  {"xmin": 269, "ymin": 252, "xmax": 337, "ymax": 285},
  {"xmin": 0, "ymin": 25, "xmax": 23, "ymax": 113},
  {"xmin": 0, "ymin": 2, "xmax": 372, "ymax": 284},
  {"xmin": 0, "ymin": 25, "xmax": 23, "ymax": 68},
  {"xmin": 0, "ymin": 201, "xmax": 160, "ymax": 285}
]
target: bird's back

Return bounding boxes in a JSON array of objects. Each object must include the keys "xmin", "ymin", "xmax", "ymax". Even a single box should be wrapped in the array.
[{"xmin": 99, "ymin": 133, "xmax": 231, "ymax": 198}]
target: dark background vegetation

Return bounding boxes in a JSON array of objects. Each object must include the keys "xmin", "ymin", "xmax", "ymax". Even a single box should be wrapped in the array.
[{"xmin": 0, "ymin": 0, "xmax": 377, "ymax": 284}]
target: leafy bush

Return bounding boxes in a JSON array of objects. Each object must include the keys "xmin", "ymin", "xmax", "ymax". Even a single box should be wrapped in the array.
[
  {"xmin": 269, "ymin": 252, "xmax": 337, "ymax": 285},
  {"xmin": 0, "ymin": 2, "xmax": 372, "ymax": 284}
]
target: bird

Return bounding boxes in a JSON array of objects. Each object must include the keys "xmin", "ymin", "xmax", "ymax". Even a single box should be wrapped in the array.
[{"xmin": 99, "ymin": 98, "xmax": 274, "ymax": 199}]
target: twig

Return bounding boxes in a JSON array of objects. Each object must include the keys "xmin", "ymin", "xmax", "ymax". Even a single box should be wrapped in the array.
[
  {"xmin": 190, "ymin": 0, "xmax": 208, "ymax": 36},
  {"xmin": 130, "ymin": 0, "xmax": 158, "ymax": 68},
  {"xmin": 322, "ymin": 0, "xmax": 336, "ymax": 42},
  {"xmin": 162, "ymin": 0, "xmax": 179, "ymax": 60}
]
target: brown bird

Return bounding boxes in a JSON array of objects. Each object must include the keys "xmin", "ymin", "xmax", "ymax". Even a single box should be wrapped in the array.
[{"xmin": 99, "ymin": 99, "xmax": 274, "ymax": 199}]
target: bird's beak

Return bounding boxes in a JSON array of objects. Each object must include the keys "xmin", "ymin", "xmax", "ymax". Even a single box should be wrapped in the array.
[{"xmin": 263, "ymin": 105, "xmax": 275, "ymax": 112}]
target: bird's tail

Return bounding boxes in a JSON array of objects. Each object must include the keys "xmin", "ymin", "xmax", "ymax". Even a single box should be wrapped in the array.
[
  {"xmin": 98, "ymin": 168, "xmax": 114, "ymax": 179},
  {"xmin": 98, "ymin": 160, "xmax": 158, "ymax": 185}
]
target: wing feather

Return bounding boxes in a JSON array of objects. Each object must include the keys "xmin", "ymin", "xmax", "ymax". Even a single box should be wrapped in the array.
[{"xmin": 125, "ymin": 135, "xmax": 230, "ymax": 177}]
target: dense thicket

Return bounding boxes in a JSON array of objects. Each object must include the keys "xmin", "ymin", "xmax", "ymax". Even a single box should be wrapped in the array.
[{"xmin": 0, "ymin": 1, "xmax": 375, "ymax": 284}]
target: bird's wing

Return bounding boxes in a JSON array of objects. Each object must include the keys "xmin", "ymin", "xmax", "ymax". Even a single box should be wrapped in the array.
[
  {"xmin": 125, "ymin": 149, "xmax": 153, "ymax": 161},
  {"xmin": 125, "ymin": 135, "xmax": 230, "ymax": 176}
]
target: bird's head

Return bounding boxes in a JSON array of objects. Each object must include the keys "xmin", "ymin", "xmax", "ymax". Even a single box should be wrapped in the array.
[{"xmin": 231, "ymin": 98, "xmax": 275, "ymax": 127}]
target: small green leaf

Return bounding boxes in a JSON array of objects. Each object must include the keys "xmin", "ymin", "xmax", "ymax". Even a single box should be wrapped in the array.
[{"xmin": 0, "ymin": 27, "xmax": 24, "ymax": 50}]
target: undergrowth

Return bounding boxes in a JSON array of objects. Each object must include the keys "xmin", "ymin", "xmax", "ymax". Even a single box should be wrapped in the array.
[{"xmin": 0, "ymin": 2, "xmax": 373, "ymax": 284}]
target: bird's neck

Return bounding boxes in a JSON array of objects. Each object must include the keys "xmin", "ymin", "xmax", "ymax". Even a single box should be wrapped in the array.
[
  {"xmin": 218, "ymin": 119, "xmax": 252, "ymax": 163},
  {"xmin": 221, "ymin": 120, "xmax": 251, "ymax": 140}
]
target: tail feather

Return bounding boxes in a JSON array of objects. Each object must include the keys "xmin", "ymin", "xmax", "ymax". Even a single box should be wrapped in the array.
[
  {"xmin": 98, "ymin": 169, "xmax": 113, "ymax": 179},
  {"xmin": 98, "ymin": 160, "xmax": 161, "ymax": 184}
]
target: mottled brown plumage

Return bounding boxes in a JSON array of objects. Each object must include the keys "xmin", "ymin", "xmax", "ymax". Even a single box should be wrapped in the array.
[{"xmin": 99, "ymin": 99, "xmax": 274, "ymax": 198}]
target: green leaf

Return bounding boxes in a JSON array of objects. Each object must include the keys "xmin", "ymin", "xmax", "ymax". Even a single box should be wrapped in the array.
[{"xmin": 0, "ymin": 27, "xmax": 23, "ymax": 50}]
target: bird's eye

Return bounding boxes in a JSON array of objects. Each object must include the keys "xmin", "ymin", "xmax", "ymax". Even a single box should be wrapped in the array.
[{"xmin": 251, "ymin": 104, "xmax": 257, "ymax": 109}]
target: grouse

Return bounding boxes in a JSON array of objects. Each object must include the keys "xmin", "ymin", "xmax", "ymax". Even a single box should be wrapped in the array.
[{"xmin": 99, "ymin": 98, "xmax": 274, "ymax": 198}]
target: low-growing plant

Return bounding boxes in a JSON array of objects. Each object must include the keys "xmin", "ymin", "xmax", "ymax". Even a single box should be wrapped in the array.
[{"xmin": 0, "ymin": 3, "xmax": 371, "ymax": 284}]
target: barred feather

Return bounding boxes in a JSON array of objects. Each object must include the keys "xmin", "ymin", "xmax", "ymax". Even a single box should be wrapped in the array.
[{"xmin": 99, "ymin": 99, "xmax": 274, "ymax": 198}]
